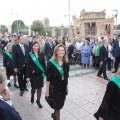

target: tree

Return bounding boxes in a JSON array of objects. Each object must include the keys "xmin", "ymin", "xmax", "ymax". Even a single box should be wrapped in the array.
[
  {"xmin": 45, "ymin": 27, "xmax": 52, "ymax": 36},
  {"xmin": 11, "ymin": 20, "xmax": 25, "ymax": 33},
  {"xmin": 117, "ymin": 24, "xmax": 120, "ymax": 29},
  {"xmin": 31, "ymin": 20, "xmax": 45, "ymax": 35}
]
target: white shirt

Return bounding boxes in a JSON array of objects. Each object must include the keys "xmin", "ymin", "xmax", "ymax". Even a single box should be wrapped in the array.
[
  {"xmin": 108, "ymin": 44, "xmax": 113, "ymax": 58},
  {"xmin": 119, "ymin": 41, "xmax": 120, "ymax": 47},
  {"xmin": 75, "ymin": 41, "xmax": 84, "ymax": 51},
  {"xmin": 19, "ymin": 43, "xmax": 25, "ymax": 55}
]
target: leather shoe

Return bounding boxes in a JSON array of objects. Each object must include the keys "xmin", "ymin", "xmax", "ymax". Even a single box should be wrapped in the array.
[
  {"xmin": 112, "ymin": 70, "xmax": 117, "ymax": 73},
  {"xmin": 36, "ymin": 100, "xmax": 42, "ymax": 108},
  {"xmin": 14, "ymin": 84, "xmax": 19, "ymax": 88},
  {"xmin": 24, "ymin": 88, "xmax": 28, "ymax": 91},
  {"xmin": 97, "ymin": 75, "xmax": 103, "ymax": 78},
  {"xmin": 104, "ymin": 78, "xmax": 109, "ymax": 81},
  {"xmin": 8, "ymin": 82, "xmax": 11, "ymax": 87},
  {"xmin": 19, "ymin": 91, "xmax": 24, "ymax": 96}
]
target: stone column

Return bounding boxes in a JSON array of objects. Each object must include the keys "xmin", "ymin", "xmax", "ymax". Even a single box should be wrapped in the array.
[
  {"xmin": 70, "ymin": 23, "xmax": 74, "ymax": 39},
  {"xmin": 52, "ymin": 27, "xmax": 56, "ymax": 37},
  {"xmin": 61, "ymin": 24, "xmax": 64, "ymax": 37}
]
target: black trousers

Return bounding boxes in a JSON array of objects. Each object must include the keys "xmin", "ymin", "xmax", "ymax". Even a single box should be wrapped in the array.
[
  {"xmin": 97, "ymin": 59, "xmax": 107, "ymax": 79},
  {"xmin": 17, "ymin": 67, "xmax": 27, "ymax": 91},
  {"xmin": 114, "ymin": 57, "xmax": 120, "ymax": 71},
  {"xmin": 107, "ymin": 58, "xmax": 111, "ymax": 70}
]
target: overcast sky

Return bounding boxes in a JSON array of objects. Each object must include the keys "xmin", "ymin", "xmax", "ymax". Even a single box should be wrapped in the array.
[{"xmin": 0, "ymin": 0, "xmax": 119, "ymax": 27}]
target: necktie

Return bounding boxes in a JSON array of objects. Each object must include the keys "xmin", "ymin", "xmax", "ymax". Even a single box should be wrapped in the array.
[{"xmin": 21, "ymin": 45, "xmax": 25, "ymax": 55}]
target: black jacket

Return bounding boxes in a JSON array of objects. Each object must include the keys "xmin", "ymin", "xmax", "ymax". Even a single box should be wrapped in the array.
[
  {"xmin": 0, "ymin": 99, "xmax": 22, "ymax": 120},
  {"xmin": 113, "ymin": 40, "xmax": 120, "ymax": 57},
  {"xmin": 44, "ymin": 42, "xmax": 54, "ymax": 59},
  {"xmin": 12, "ymin": 44, "xmax": 29, "ymax": 69},
  {"xmin": 99, "ymin": 45, "xmax": 108, "ymax": 62},
  {"xmin": 26, "ymin": 52, "xmax": 46, "ymax": 78}
]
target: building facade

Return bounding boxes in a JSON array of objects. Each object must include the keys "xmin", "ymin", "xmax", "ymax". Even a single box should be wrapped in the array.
[{"xmin": 74, "ymin": 9, "xmax": 114, "ymax": 37}]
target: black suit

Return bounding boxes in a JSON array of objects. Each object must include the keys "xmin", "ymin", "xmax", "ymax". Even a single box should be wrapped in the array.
[
  {"xmin": 67, "ymin": 44, "xmax": 74, "ymax": 61},
  {"xmin": 113, "ymin": 40, "xmax": 120, "ymax": 71},
  {"xmin": 12, "ymin": 44, "xmax": 29, "ymax": 91},
  {"xmin": 44, "ymin": 42, "xmax": 54, "ymax": 61},
  {"xmin": 97, "ymin": 45, "xmax": 108, "ymax": 79},
  {"xmin": 0, "ymin": 99, "xmax": 22, "ymax": 120}
]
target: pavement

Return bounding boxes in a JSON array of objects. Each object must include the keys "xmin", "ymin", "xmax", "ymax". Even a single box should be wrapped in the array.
[{"xmin": 0, "ymin": 52, "xmax": 114, "ymax": 120}]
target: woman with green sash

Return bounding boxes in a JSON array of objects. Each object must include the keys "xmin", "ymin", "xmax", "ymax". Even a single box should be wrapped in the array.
[
  {"xmin": 45, "ymin": 44, "xmax": 69, "ymax": 120},
  {"xmin": 3, "ymin": 43, "xmax": 19, "ymax": 88},
  {"xmin": 26, "ymin": 41, "xmax": 46, "ymax": 108},
  {"xmin": 94, "ymin": 69, "xmax": 120, "ymax": 120}
]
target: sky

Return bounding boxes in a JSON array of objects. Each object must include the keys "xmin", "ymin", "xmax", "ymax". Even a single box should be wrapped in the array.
[{"xmin": 0, "ymin": 0, "xmax": 119, "ymax": 27}]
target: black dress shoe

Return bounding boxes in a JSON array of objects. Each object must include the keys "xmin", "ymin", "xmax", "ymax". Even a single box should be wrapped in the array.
[
  {"xmin": 31, "ymin": 96, "xmax": 34, "ymax": 104},
  {"xmin": 112, "ymin": 70, "xmax": 117, "ymax": 73},
  {"xmin": 104, "ymin": 78, "xmax": 109, "ymax": 81},
  {"xmin": 108, "ymin": 69, "xmax": 111, "ymax": 71},
  {"xmin": 19, "ymin": 91, "xmax": 24, "ymax": 96},
  {"xmin": 97, "ymin": 75, "xmax": 103, "ymax": 78},
  {"xmin": 14, "ymin": 84, "xmax": 19, "ymax": 88},
  {"xmin": 36, "ymin": 100, "xmax": 42, "ymax": 108},
  {"xmin": 8, "ymin": 82, "xmax": 11, "ymax": 87},
  {"xmin": 51, "ymin": 113, "xmax": 54, "ymax": 119},
  {"xmin": 24, "ymin": 88, "xmax": 28, "ymax": 91}
]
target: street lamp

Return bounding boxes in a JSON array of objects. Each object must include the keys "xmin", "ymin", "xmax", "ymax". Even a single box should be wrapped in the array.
[
  {"xmin": 11, "ymin": 13, "xmax": 18, "ymax": 33},
  {"xmin": 112, "ymin": 10, "xmax": 118, "ymax": 30},
  {"xmin": 64, "ymin": 0, "xmax": 70, "ymax": 38}
]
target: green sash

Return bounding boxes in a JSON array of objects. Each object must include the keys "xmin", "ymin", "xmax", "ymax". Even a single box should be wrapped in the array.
[
  {"xmin": 110, "ymin": 76, "xmax": 120, "ymax": 88},
  {"xmin": 5, "ymin": 51, "xmax": 12, "ymax": 59},
  {"xmin": 30, "ymin": 53, "xmax": 45, "ymax": 79},
  {"xmin": 50, "ymin": 59, "xmax": 64, "ymax": 80}
]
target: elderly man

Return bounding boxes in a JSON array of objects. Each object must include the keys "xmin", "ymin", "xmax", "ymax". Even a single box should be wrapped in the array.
[{"xmin": 0, "ymin": 71, "xmax": 22, "ymax": 120}]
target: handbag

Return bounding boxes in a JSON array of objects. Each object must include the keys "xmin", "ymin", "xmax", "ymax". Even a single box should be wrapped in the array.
[{"xmin": 45, "ymin": 96, "xmax": 57, "ymax": 108}]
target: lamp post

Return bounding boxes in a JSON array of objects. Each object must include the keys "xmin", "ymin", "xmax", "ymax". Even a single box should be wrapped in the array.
[
  {"xmin": 112, "ymin": 10, "xmax": 118, "ymax": 30},
  {"xmin": 11, "ymin": 13, "xmax": 18, "ymax": 33}
]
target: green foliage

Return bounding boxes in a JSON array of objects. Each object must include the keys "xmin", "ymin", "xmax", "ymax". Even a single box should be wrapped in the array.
[
  {"xmin": 45, "ymin": 27, "xmax": 52, "ymax": 36},
  {"xmin": 117, "ymin": 24, "xmax": 120, "ymax": 29},
  {"xmin": 31, "ymin": 20, "xmax": 45, "ymax": 35},
  {"xmin": 11, "ymin": 20, "xmax": 26, "ymax": 33}
]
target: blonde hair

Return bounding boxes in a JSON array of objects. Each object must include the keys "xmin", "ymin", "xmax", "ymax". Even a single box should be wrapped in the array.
[
  {"xmin": 51, "ymin": 43, "xmax": 68, "ymax": 63},
  {"xmin": 6, "ymin": 43, "xmax": 12, "ymax": 50},
  {"xmin": 115, "ymin": 69, "xmax": 120, "ymax": 77}
]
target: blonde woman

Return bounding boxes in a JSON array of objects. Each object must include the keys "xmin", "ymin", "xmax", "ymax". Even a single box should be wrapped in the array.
[
  {"xmin": 94, "ymin": 69, "xmax": 120, "ymax": 120},
  {"xmin": 3, "ymin": 43, "xmax": 19, "ymax": 88},
  {"xmin": 45, "ymin": 44, "xmax": 69, "ymax": 120}
]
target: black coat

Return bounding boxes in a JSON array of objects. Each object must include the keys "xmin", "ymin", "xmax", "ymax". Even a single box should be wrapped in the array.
[
  {"xmin": 26, "ymin": 52, "xmax": 46, "ymax": 89},
  {"xmin": 0, "ymin": 99, "xmax": 22, "ymax": 120},
  {"xmin": 3, "ymin": 52, "xmax": 13, "ymax": 68},
  {"xmin": 99, "ymin": 45, "xmax": 108, "ymax": 62},
  {"xmin": 113, "ymin": 40, "xmax": 120, "ymax": 57},
  {"xmin": 26, "ymin": 52, "xmax": 46, "ymax": 78},
  {"xmin": 44, "ymin": 42, "xmax": 54, "ymax": 60},
  {"xmin": 12, "ymin": 44, "xmax": 29, "ymax": 69}
]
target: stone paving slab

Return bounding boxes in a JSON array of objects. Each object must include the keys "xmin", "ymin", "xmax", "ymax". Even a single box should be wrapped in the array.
[{"xmin": 8, "ymin": 71, "xmax": 114, "ymax": 120}]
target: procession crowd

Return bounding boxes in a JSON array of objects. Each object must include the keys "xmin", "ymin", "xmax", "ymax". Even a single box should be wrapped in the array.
[{"xmin": 0, "ymin": 33, "xmax": 120, "ymax": 120}]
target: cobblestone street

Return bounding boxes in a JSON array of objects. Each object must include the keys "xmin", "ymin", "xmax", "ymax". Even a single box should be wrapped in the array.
[{"xmin": 8, "ymin": 72, "xmax": 113, "ymax": 120}]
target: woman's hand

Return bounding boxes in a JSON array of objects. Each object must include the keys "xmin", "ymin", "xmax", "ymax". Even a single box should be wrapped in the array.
[
  {"xmin": 99, "ymin": 117, "xmax": 103, "ymax": 120},
  {"xmin": 45, "ymin": 91, "xmax": 49, "ymax": 97},
  {"xmin": 26, "ymin": 78, "xmax": 30, "ymax": 83}
]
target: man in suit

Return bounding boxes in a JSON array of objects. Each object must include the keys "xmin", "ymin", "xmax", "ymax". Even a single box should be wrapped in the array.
[
  {"xmin": 112, "ymin": 35, "xmax": 120, "ymax": 73},
  {"xmin": 12, "ymin": 35, "xmax": 29, "ymax": 96},
  {"xmin": 0, "ymin": 71, "xmax": 22, "ymax": 120},
  {"xmin": 44, "ymin": 37, "xmax": 55, "ymax": 61},
  {"xmin": 97, "ymin": 40, "xmax": 109, "ymax": 80}
]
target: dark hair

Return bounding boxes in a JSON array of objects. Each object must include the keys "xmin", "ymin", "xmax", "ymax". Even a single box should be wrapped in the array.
[{"xmin": 31, "ymin": 41, "xmax": 40, "ymax": 54}]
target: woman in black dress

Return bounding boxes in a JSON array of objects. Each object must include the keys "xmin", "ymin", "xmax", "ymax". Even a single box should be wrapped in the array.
[
  {"xmin": 3, "ymin": 43, "xmax": 19, "ymax": 88},
  {"xmin": 94, "ymin": 69, "xmax": 120, "ymax": 120},
  {"xmin": 45, "ymin": 44, "xmax": 69, "ymax": 120},
  {"xmin": 26, "ymin": 41, "xmax": 46, "ymax": 108}
]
